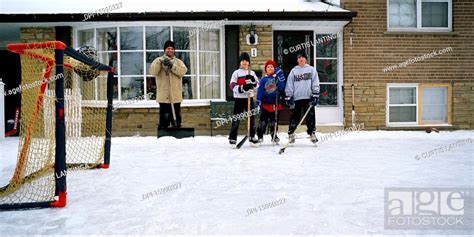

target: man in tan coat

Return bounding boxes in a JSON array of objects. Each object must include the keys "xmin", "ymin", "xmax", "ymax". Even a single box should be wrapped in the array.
[{"xmin": 150, "ymin": 40, "xmax": 187, "ymax": 128}]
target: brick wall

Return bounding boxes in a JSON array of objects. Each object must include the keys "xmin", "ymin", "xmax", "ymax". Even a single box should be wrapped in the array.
[
  {"xmin": 112, "ymin": 106, "xmax": 249, "ymax": 137},
  {"xmin": 20, "ymin": 28, "xmax": 55, "ymax": 42},
  {"xmin": 239, "ymin": 25, "xmax": 273, "ymax": 73},
  {"xmin": 342, "ymin": 0, "xmax": 474, "ymax": 129}
]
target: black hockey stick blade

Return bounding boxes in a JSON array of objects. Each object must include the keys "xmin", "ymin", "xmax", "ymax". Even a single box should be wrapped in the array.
[
  {"xmin": 236, "ymin": 135, "xmax": 248, "ymax": 149},
  {"xmin": 278, "ymin": 147, "xmax": 287, "ymax": 154},
  {"xmin": 157, "ymin": 127, "xmax": 195, "ymax": 139}
]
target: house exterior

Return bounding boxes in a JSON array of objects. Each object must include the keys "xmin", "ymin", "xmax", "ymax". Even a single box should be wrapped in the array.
[
  {"xmin": 0, "ymin": 0, "xmax": 472, "ymax": 137},
  {"xmin": 342, "ymin": 0, "xmax": 473, "ymax": 130}
]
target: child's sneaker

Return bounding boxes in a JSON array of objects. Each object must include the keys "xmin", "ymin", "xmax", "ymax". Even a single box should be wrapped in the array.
[
  {"xmin": 273, "ymin": 135, "xmax": 280, "ymax": 144},
  {"xmin": 229, "ymin": 139, "xmax": 237, "ymax": 148},
  {"xmin": 310, "ymin": 132, "xmax": 318, "ymax": 144},
  {"xmin": 249, "ymin": 136, "xmax": 259, "ymax": 144},
  {"xmin": 257, "ymin": 137, "xmax": 264, "ymax": 143},
  {"xmin": 288, "ymin": 133, "xmax": 296, "ymax": 144}
]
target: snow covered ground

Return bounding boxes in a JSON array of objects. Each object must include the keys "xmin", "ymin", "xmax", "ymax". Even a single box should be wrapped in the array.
[{"xmin": 0, "ymin": 130, "xmax": 473, "ymax": 235}]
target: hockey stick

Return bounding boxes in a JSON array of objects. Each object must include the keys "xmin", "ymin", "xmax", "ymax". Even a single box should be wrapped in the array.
[
  {"xmin": 278, "ymin": 104, "xmax": 315, "ymax": 154},
  {"xmin": 236, "ymin": 91, "xmax": 251, "ymax": 149},
  {"xmin": 272, "ymin": 90, "xmax": 279, "ymax": 146},
  {"xmin": 236, "ymin": 68, "xmax": 253, "ymax": 149},
  {"xmin": 351, "ymin": 84, "xmax": 356, "ymax": 127}
]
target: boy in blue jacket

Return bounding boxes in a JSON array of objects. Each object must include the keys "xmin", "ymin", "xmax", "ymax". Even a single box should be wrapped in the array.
[{"xmin": 256, "ymin": 60, "xmax": 286, "ymax": 144}]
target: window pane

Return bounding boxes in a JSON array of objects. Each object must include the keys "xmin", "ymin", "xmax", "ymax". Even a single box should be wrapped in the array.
[
  {"xmin": 175, "ymin": 51, "xmax": 197, "ymax": 75},
  {"xmin": 145, "ymin": 76, "xmax": 157, "ymax": 101},
  {"xmin": 199, "ymin": 52, "xmax": 220, "ymax": 75},
  {"xmin": 78, "ymin": 29, "xmax": 94, "ymax": 47},
  {"xmin": 316, "ymin": 34, "xmax": 337, "ymax": 58},
  {"xmin": 422, "ymin": 87, "xmax": 448, "ymax": 123},
  {"xmin": 199, "ymin": 30, "xmax": 220, "ymax": 51},
  {"xmin": 80, "ymin": 79, "xmax": 95, "ymax": 100},
  {"xmin": 389, "ymin": 106, "xmax": 416, "ymax": 122},
  {"xmin": 120, "ymin": 52, "xmax": 143, "ymax": 75},
  {"xmin": 317, "ymin": 59, "xmax": 337, "ymax": 83},
  {"xmin": 319, "ymin": 84, "xmax": 337, "ymax": 106},
  {"xmin": 183, "ymin": 76, "xmax": 196, "ymax": 100},
  {"xmin": 97, "ymin": 52, "xmax": 118, "ymax": 76},
  {"xmin": 97, "ymin": 77, "xmax": 106, "ymax": 100},
  {"xmin": 173, "ymin": 27, "xmax": 197, "ymax": 50},
  {"xmin": 146, "ymin": 26, "xmax": 170, "ymax": 50},
  {"xmin": 389, "ymin": 0, "xmax": 416, "ymax": 28},
  {"xmin": 200, "ymin": 76, "xmax": 220, "ymax": 99},
  {"xmin": 389, "ymin": 87, "xmax": 416, "ymax": 104},
  {"xmin": 96, "ymin": 28, "xmax": 117, "ymax": 51},
  {"xmin": 146, "ymin": 52, "xmax": 164, "ymax": 75},
  {"xmin": 422, "ymin": 2, "xmax": 448, "ymax": 27},
  {"xmin": 121, "ymin": 77, "xmax": 143, "ymax": 100},
  {"xmin": 120, "ymin": 27, "xmax": 143, "ymax": 50}
]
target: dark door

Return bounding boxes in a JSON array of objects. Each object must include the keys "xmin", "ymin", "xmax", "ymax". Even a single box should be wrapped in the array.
[
  {"xmin": 0, "ymin": 50, "xmax": 21, "ymax": 136},
  {"xmin": 273, "ymin": 31, "xmax": 314, "ymax": 125}
]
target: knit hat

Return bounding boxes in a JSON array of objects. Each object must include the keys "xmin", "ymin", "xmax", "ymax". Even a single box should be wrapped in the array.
[
  {"xmin": 163, "ymin": 40, "xmax": 175, "ymax": 50},
  {"xmin": 239, "ymin": 52, "xmax": 250, "ymax": 63},
  {"xmin": 264, "ymin": 60, "xmax": 277, "ymax": 73},
  {"xmin": 296, "ymin": 52, "xmax": 307, "ymax": 59}
]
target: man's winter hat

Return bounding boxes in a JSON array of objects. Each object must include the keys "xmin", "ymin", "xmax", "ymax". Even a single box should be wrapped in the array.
[
  {"xmin": 163, "ymin": 40, "xmax": 175, "ymax": 50},
  {"xmin": 296, "ymin": 52, "xmax": 307, "ymax": 59},
  {"xmin": 239, "ymin": 52, "xmax": 251, "ymax": 63},
  {"xmin": 264, "ymin": 60, "xmax": 277, "ymax": 72}
]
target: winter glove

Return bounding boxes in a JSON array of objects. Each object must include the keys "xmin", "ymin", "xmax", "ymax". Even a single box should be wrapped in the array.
[
  {"xmin": 245, "ymin": 74, "xmax": 256, "ymax": 83},
  {"xmin": 162, "ymin": 58, "xmax": 173, "ymax": 68},
  {"xmin": 274, "ymin": 67, "xmax": 285, "ymax": 82},
  {"xmin": 310, "ymin": 93, "xmax": 319, "ymax": 106},
  {"xmin": 255, "ymin": 100, "xmax": 262, "ymax": 113},
  {"xmin": 285, "ymin": 96, "xmax": 295, "ymax": 110},
  {"xmin": 243, "ymin": 83, "xmax": 253, "ymax": 92}
]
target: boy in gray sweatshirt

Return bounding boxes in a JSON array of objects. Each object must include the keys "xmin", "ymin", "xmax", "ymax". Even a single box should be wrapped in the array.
[{"xmin": 285, "ymin": 53, "xmax": 320, "ymax": 144}]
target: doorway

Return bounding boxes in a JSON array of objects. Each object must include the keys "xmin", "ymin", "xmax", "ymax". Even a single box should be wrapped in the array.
[{"xmin": 273, "ymin": 31, "xmax": 314, "ymax": 125}]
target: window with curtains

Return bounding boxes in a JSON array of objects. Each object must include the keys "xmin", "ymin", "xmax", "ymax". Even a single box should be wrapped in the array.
[
  {"xmin": 387, "ymin": 84, "xmax": 451, "ymax": 126},
  {"xmin": 388, "ymin": 0, "xmax": 451, "ymax": 31},
  {"xmin": 76, "ymin": 25, "xmax": 223, "ymax": 103}
]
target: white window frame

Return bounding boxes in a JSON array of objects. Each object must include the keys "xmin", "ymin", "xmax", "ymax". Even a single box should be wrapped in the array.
[
  {"xmin": 314, "ymin": 32, "xmax": 340, "ymax": 107},
  {"xmin": 386, "ymin": 83, "xmax": 419, "ymax": 126},
  {"xmin": 387, "ymin": 0, "xmax": 452, "ymax": 32},
  {"xmin": 74, "ymin": 21, "xmax": 226, "ymax": 108}
]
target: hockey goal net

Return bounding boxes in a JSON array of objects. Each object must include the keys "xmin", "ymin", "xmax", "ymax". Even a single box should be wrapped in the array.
[{"xmin": 0, "ymin": 41, "xmax": 114, "ymax": 210}]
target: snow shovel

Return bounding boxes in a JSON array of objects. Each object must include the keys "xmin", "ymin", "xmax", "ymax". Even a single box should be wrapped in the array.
[{"xmin": 157, "ymin": 64, "xmax": 194, "ymax": 139}]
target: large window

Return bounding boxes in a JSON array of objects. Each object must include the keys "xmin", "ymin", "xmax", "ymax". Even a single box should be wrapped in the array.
[
  {"xmin": 387, "ymin": 83, "xmax": 451, "ymax": 126},
  {"xmin": 76, "ymin": 24, "xmax": 223, "ymax": 103},
  {"xmin": 316, "ymin": 33, "xmax": 338, "ymax": 106},
  {"xmin": 388, "ymin": 0, "xmax": 451, "ymax": 31}
]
